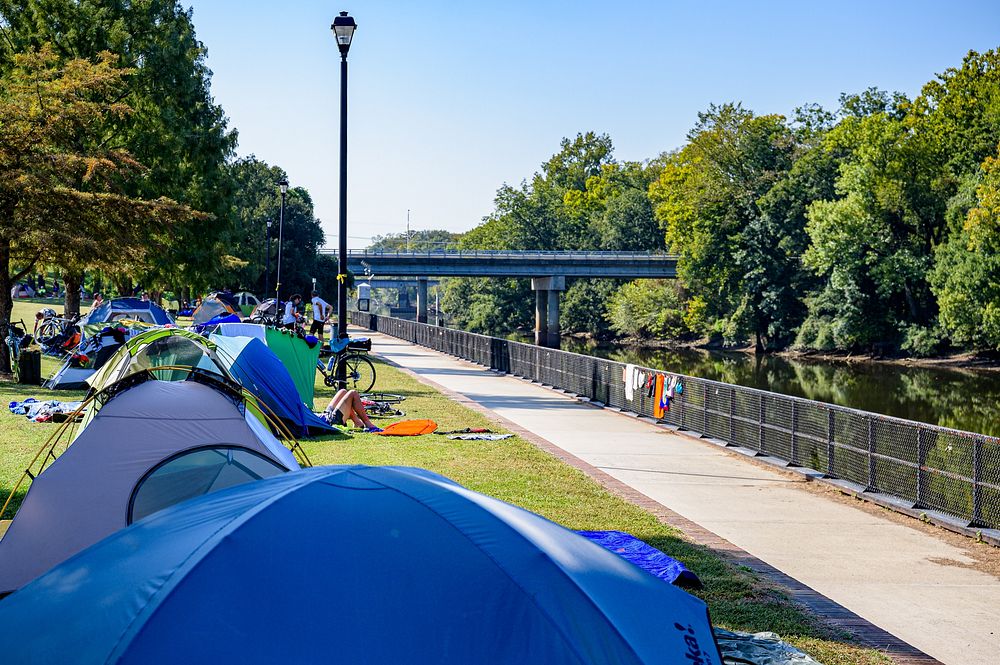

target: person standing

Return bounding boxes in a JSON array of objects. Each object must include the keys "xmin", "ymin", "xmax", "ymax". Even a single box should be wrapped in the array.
[
  {"xmin": 310, "ymin": 290, "xmax": 332, "ymax": 341},
  {"xmin": 282, "ymin": 294, "xmax": 303, "ymax": 330}
]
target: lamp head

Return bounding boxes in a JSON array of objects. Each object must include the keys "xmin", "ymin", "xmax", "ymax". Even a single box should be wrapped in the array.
[
  {"xmin": 278, "ymin": 178, "xmax": 289, "ymax": 195},
  {"xmin": 331, "ymin": 11, "xmax": 357, "ymax": 55}
]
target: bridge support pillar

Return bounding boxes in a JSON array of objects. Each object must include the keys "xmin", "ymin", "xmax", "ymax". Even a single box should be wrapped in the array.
[
  {"xmin": 534, "ymin": 289, "xmax": 548, "ymax": 345},
  {"xmin": 531, "ymin": 276, "xmax": 565, "ymax": 348},
  {"xmin": 416, "ymin": 277, "xmax": 429, "ymax": 324}
]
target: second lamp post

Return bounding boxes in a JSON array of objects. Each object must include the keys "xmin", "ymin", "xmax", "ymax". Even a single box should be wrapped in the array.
[
  {"xmin": 275, "ymin": 177, "xmax": 289, "ymax": 305},
  {"xmin": 332, "ymin": 10, "xmax": 356, "ymax": 385}
]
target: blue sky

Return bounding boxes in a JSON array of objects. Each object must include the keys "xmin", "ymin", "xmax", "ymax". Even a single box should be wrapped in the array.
[{"xmin": 189, "ymin": 1, "xmax": 1000, "ymax": 248}]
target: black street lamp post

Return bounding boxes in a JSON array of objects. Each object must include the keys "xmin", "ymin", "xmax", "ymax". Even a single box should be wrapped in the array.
[
  {"xmin": 332, "ymin": 10, "xmax": 356, "ymax": 385},
  {"xmin": 275, "ymin": 178, "xmax": 289, "ymax": 305},
  {"xmin": 264, "ymin": 219, "xmax": 272, "ymax": 297}
]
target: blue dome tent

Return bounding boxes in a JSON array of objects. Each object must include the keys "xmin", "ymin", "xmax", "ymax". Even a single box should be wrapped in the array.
[
  {"xmin": 0, "ymin": 466, "xmax": 721, "ymax": 665},
  {"xmin": 210, "ymin": 334, "xmax": 336, "ymax": 436},
  {"xmin": 81, "ymin": 297, "xmax": 173, "ymax": 327}
]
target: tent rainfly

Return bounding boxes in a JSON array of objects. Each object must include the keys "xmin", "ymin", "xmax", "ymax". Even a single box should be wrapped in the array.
[
  {"xmin": 210, "ymin": 334, "xmax": 335, "ymax": 436},
  {"xmin": 0, "ymin": 466, "xmax": 721, "ymax": 665},
  {"xmin": 192, "ymin": 292, "xmax": 242, "ymax": 326},
  {"xmin": 0, "ymin": 372, "xmax": 300, "ymax": 595},
  {"xmin": 80, "ymin": 298, "xmax": 172, "ymax": 327}
]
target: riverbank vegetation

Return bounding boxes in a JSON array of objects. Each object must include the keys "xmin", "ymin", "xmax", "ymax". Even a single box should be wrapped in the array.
[{"xmin": 441, "ymin": 48, "xmax": 1000, "ymax": 359}]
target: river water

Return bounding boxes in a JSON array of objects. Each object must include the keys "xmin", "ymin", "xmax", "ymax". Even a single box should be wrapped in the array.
[{"xmin": 555, "ymin": 338, "xmax": 1000, "ymax": 438}]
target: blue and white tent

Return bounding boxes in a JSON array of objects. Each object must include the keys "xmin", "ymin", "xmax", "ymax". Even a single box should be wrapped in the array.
[
  {"xmin": 81, "ymin": 298, "xmax": 173, "ymax": 327},
  {"xmin": 210, "ymin": 334, "xmax": 335, "ymax": 436},
  {"xmin": 0, "ymin": 466, "xmax": 721, "ymax": 665}
]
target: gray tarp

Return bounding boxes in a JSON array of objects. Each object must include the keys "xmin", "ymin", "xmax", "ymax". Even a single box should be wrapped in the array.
[{"xmin": 0, "ymin": 379, "xmax": 298, "ymax": 594}]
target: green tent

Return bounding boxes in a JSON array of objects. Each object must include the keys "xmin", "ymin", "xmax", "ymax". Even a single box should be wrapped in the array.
[{"xmin": 264, "ymin": 327, "xmax": 321, "ymax": 406}]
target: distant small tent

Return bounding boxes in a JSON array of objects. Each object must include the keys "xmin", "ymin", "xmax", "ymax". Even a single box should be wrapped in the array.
[
  {"xmin": 81, "ymin": 298, "xmax": 172, "ymax": 327},
  {"xmin": 250, "ymin": 297, "xmax": 278, "ymax": 320},
  {"xmin": 0, "ymin": 372, "xmax": 300, "ymax": 594},
  {"xmin": 0, "ymin": 466, "xmax": 721, "ymax": 664},
  {"xmin": 10, "ymin": 283, "xmax": 35, "ymax": 298},
  {"xmin": 234, "ymin": 291, "xmax": 261, "ymax": 316},
  {"xmin": 211, "ymin": 334, "xmax": 334, "ymax": 436},
  {"xmin": 192, "ymin": 292, "xmax": 242, "ymax": 326}
]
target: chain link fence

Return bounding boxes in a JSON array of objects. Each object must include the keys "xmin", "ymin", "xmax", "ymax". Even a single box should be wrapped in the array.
[{"xmin": 353, "ymin": 312, "xmax": 1000, "ymax": 531}]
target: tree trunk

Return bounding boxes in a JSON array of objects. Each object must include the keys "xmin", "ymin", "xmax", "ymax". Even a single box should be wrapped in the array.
[
  {"xmin": 62, "ymin": 270, "xmax": 83, "ymax": 318},
  {"xmin": 0, "ymin": 239, "xmax": 14, "ymax": 373},
  {"xmin": 115, "ymin": 277, "xmax": 132, "ymax": 298},
  {"xmin": 754, "ymin": 329, "xmax": 766, "ymax": 355}
]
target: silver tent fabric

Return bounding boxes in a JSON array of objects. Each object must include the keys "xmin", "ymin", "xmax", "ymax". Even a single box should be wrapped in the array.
[{"xmin": 0, "ymin": 380, "xmax": 299, "ymax": 594}]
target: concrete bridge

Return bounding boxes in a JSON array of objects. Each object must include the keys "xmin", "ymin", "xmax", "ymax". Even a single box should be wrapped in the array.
[{"xmin": 324, "ymin": 249, "xmax": 679, "ymax": 346}]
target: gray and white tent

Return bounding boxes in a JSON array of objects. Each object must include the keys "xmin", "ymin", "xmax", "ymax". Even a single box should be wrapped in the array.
[{"xmin": 0, "ymin": 372, "xmax": 301, "ymax": 594}]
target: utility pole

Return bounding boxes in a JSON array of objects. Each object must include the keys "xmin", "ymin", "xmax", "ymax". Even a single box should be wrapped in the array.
[{"xmin": 406, "ymin": 209, "xmax": 410, "ymax": 252}]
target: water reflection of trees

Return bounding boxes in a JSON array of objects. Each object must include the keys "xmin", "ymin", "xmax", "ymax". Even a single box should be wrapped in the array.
[{"xmin": 563, "ymin": 340, "xmax": 1000, "ymax": 437}]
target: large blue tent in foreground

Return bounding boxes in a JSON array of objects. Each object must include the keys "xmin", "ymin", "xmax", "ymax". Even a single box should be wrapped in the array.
[{"xmin": 0, "ymin": 466, "xmax": 721, "ymax": 665}]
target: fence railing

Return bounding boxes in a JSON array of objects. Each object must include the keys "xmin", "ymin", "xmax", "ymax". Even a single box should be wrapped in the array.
[{"xmin": 352, "ymin": 312, "xmax": 1000, "ymax": 533}]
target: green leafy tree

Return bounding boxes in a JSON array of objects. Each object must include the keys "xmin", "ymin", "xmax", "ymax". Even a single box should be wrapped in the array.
[
  {"xmin": 0, "ymin": 0, "xmax": 237, "ymax": 294},
  {"xmin": 649, "ymin": 104, "xmax": 797, "ymax": 349},
  {"xmin": 368, "ymin": 230, "xmax": 461, "ymax": 252},
  {"xmin": 0, "ymin": 46, "xmax": 203, "ymax": 369}
]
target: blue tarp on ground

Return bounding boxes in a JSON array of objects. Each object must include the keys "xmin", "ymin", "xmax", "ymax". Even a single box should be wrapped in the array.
[
  {"xmin": 0, "ymin": 466, "xmax": 722, "ymax": 665},
  {"xmin": 577, "ymin": 530, "xmax": 702, "ymax": 589},
  {"xmin": 210, "ymin": 334, "xmax": 334, "ymax": 437}
]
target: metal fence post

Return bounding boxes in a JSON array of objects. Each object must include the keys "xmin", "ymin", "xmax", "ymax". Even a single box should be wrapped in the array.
[
  {"xmin": 703, "ymin": 382, "xmax": 709, "ymax": 437},
  {"xmin": 728, "ymin": 388, "xmax": 735, "ymax": 445},
  {"xmin": 827, "ymin": 409, "xmax": 835, "ymax": 477},
  {"xmin": 867, "ymin": 417, "xmax": 877, "ymax": 492},
  {"xmin": 790, "ymin": 401, "xmax": 799, "ymax": 466},
  {"xmin": 916, "ymin": 428, "xmax": 926, "ymax": 508},
  {"xmin": 758, "ymin": 394, "xmax": 765, "ymax": 455},
  {"xmin": 973, "ymin": 437, "xmax": 984, "ymax": 527}
]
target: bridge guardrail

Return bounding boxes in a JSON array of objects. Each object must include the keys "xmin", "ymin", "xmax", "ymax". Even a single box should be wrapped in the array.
[
  {"xmin": 352, "ymin": 311, "xmax": 1000, "ymax": 539},
  {"xmin": 329, "ymin": 248, "xmax": 680, "ymax": 260}
]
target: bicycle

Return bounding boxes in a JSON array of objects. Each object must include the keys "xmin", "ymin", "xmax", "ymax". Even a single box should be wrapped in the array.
[
  {"xmin": 317, "ymin": 338, "xmax": 377, "ymax": 393},
  {"xmin": 35, "ymin": 311, "xmax": 79, "ymax": 346},
  {"xmin": 359, "ymin": 392, "xmax": 406, "ymax": 419}
]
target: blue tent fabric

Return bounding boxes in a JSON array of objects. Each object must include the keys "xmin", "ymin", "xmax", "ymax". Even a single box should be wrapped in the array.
[
  {"xmin": 0, "ymin": 466, "xmax": 722, "ymax": 665},
  {"xmin": 577, "ymin": 530, "xmax": 702, "ymax": 589},
  {"xmin": 194, "ymin": 312, "xmax": 241, "ymax": 333},
  {"xmin": 210, "ymin": 334, "xmax": 335, "ymax": 436},
  {"xmin": 81, "ymin": 298, "xmax": 172, "ymax": 327}
]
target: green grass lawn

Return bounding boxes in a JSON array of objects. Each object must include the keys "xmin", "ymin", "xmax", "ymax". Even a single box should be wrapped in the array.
[{"xmin": 0, "ymin": 319, "xmax": 890, "ymax": 664}]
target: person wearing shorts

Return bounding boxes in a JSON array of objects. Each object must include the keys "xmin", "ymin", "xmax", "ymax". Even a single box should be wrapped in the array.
[
  {"xmin": 310, "ymin": 290, "xmax": 331, "ymax": 340},
  {"xmin": 282, "ymin": 294, "xmax": 303, "ymax": 330},
  {"xmin": 321, "ymin": 389, "xmax": 381, "ymax": 432}
]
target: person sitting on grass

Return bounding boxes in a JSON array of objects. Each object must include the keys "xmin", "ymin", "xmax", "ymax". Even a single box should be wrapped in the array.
[{"xmin": 321, "ymin": 389, "xmax": 382, "ymax": 432}]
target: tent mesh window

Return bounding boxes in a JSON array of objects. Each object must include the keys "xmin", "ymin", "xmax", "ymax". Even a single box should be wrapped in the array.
[{"xmin": 128, "ymin": 446, "xmax": 285, "ymax": 524}]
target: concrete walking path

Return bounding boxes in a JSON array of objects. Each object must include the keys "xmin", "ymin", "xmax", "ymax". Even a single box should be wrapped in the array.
[{"xmin": 366, "ymin": 330, "xmax": 1000, "ymax": 665}]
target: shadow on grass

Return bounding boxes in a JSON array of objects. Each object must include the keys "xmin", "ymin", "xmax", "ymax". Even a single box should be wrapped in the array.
[{"xmin": 0, "ymin": 486, "xmax": 27, "ymax": 521}]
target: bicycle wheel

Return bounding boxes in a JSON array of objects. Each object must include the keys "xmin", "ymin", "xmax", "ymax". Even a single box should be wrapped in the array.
[
  {"xmin": 336, "ymin": 354, "xmax": 376, "ymax": 393},
  {"xmin": 36, "ymin": 321, "xmax": 61, "ymax": 343},
  {"xmin": 360, "ymin": 392, "xmax": 405, "ymax": 404}
]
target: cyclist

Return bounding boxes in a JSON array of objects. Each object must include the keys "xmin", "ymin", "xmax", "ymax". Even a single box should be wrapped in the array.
[
  {"xmin": 310, "ymin": 290, "xmax": 332, "ymax": 341},
  {"xmin": 281, "ymin": 294, "xmax": 303, "ymax": 330}
]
